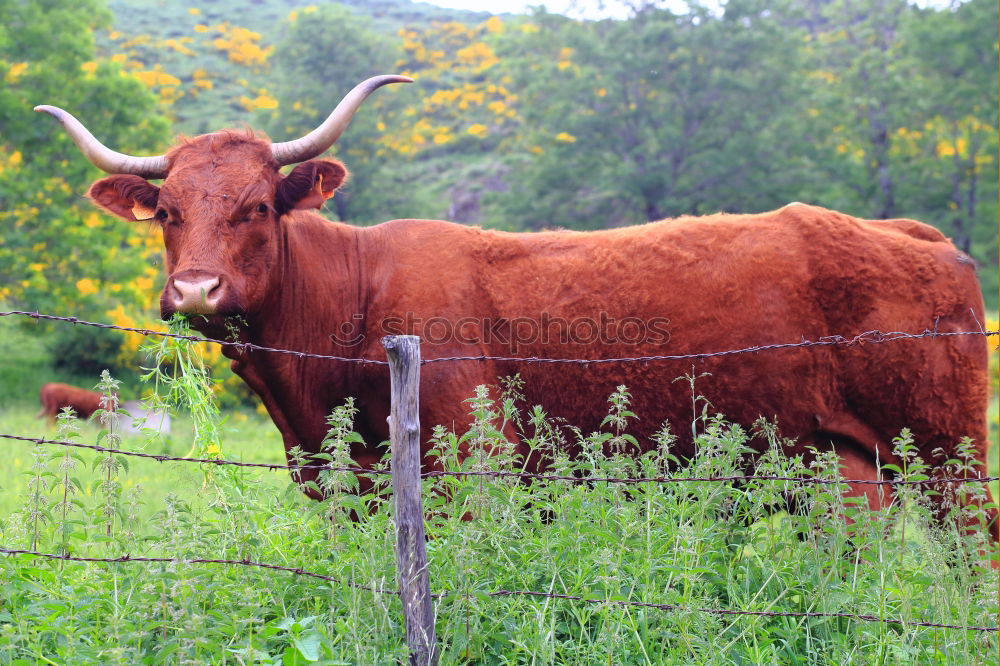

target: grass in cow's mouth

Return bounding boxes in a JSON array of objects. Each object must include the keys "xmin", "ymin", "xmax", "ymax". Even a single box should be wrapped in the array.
[
  {"xmin": 0, "ymin": 346, "xmax": 996, "ymax": 663},
  {"xmin": 140, "ymin": 313, "xmax": 225, "ymax": 461}
]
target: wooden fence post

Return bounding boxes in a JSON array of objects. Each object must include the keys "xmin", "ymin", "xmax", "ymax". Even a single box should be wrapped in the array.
[{"xmin": 383, "ymin": 335, "xmax": 438, "ymax": 666}]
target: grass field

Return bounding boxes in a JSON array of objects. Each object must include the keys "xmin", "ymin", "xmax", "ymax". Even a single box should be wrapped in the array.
[
  {"xmin": 1, "ymin": 378, "xmax": 998, "ymax": 663},
  {"xmin": 0, "ymin": 312, "xmax": 997, "ymax": 663}
]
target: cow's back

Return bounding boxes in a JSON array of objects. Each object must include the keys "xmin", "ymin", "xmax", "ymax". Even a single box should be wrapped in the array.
[
  {"xmin": 365, "ymin": 204, "xmax": 987, "ymax": 466},
  {"xmin": 38, "ymin": 383, "xmax": 104, "ymax": 421}
]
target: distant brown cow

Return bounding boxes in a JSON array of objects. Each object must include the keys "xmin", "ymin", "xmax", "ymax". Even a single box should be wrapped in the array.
[
  {"xmin": 37, "ymin": 76, "xmax": 996, "ymax": 539},
  {"xmin": 37, "ymin": 383, "xmax": 104, "ymax": 422}
]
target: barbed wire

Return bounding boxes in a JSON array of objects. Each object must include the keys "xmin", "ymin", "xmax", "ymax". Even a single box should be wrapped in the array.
[
  {"xmin": 0, "ymin": 548, "xmax": 392, "ymax": 595},
  {"xmin": 421, "ymin": 326, "xmax": 999, "ymax": 364},
  {"xmin": 2, "ymin": 548, "xmax": 994, "ymax": 632},
  {"xmin": 4, "ymin": 432, "xmax": 997, "ymax": 487},
  {"xmin": 0, "ymin": 311, "xmax": 388, "ymax": 365},
  {"xmin": 0, "ymin": 432, "xmax": 388, "ymax": 475},
  {"xmin": 421, "ymin": 468, "xmax": 1000, "ymax": 487},
  {"xmin": 2, "ymin": 310, "xmax": 995, "ymax": 367},
  {"xmin": 487, "ymin": 588, "xmax": 999, "ymax": 632}
]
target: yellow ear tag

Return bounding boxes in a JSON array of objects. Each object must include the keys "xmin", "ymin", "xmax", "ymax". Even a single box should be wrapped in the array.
[
  {"xmin": 131, "ymin": 200, "xmax": 156, "ymax": 221},
  {"xmin": 313, "ymin": 173, "xmax": 334, "ymax": 201}
]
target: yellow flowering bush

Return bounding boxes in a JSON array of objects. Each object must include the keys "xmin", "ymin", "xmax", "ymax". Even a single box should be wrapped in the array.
[{"xmin": 379, "ymin": 17, "xmax": 520, "ymax": 156}]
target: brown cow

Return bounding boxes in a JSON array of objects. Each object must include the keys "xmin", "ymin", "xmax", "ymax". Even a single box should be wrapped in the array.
[
  {"xmin": 37, "ymin": 76, "xmax": 996, "ymax": 539},
  {"xmin": 37, "ymin": 383, "xmax": 104, "ymax": 422}
]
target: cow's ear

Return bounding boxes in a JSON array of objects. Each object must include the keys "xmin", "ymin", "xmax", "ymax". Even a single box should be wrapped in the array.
[
  {"xmin": 88, "ymin": 175, "xmax": 161, "ymax": 222},
  {"xmin": 276, "ymin": 159, "xmax": 348, "ymax": 213}
]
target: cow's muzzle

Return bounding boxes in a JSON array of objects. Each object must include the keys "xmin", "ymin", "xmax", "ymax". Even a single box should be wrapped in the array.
[{"xmin": 165, "ymin": 271, "xmax": 226, "ymax": 315}]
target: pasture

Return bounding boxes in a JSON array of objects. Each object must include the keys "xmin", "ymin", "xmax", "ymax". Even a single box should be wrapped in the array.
[
  {"xmin": 2, "ymin": 0, "xmax": 997, "ymax": 662},
  {"xmin": 0, "ymin": 317, "xmax": 997, "ymax": 664}
]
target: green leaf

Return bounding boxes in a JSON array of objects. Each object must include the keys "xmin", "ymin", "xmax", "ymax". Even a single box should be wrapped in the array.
[{"xmin": 293, "ymin": 631, "xmax": 322, "ymax": 662}]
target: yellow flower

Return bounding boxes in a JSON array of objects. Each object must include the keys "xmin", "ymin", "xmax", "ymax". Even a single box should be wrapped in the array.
[
  {"xmin": 76, "ymin": 278, "xmax": 99, "ymax": 295},
  {"xmin": 555, "ymin": 132, "xmax": 577, "ymax": 143},
  {"xmin": 29, "ymin": 263, "xmax": 45, "ymax": 272},
  {"xmin": 936, "ymin": 138, "xmax": 967, "ymax": 158},
  {"xmin": 81, "ymin": 61, "xmax": 98, "ymax": 74},
  {"xmin": 5, "ymin": 62, "xmax": 28, "ymax": 83},
  {"xmin": 133, "ymin": 70, "xmax": 158, "ymax": 87},
  {"xmin": 84, "ymin": 212, "xmax": 102, "ymax": 228},
  {"xmin": 194, "ymin": 23, "xmax": 209, "ymax": 32},
  {"xmin": 8, "ymin": 151, "xmax": 22, "ymax": 167},
  {"xmin": 467, "ymin": 123, "xmax": 488, "ymax": 138},
  {"xmin": 188, "ymin": 7, "xmax": 201, "ymax": 14},
  {"xmin": 240, "ymin": 92, "xmax": 278, "ymax": 111}
]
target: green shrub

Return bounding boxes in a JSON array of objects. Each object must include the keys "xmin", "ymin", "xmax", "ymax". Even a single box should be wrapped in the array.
[{"xmin": 51, "ymin": 322, "xmax": 126, "ymax": 378}]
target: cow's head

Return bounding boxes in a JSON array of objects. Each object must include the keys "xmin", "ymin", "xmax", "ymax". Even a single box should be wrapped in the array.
[{"xmin": 37, "ymin": 75, "xmax": 410, "ymax": 331}]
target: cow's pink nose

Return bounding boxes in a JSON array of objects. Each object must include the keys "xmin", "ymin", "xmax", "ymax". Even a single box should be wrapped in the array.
[{"xmin": 169, "ymin": 276, "xmax": 223, "ymax": 314}]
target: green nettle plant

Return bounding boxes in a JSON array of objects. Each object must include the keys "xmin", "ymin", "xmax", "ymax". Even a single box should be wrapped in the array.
[
  {"xmin": 95, "ymin": 370, "xmax": 125, "ymax": 538},
  {"xmin": 140, "ymin": 314, "xmax": 225, "ymax": 462},
  {"xmin": 51, "ymin": 407, "xmax": 84, "ymax": 556},
  {"xmin": 315, "ymin": 398, "xmax": 364, "ymax": 544},
  {"xmin": 24, "ymin": 426, "xmax": 51, "ymax": 552}
]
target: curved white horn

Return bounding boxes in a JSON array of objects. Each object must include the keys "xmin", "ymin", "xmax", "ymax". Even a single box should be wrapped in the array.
[
  {"xmin": 270, "ymin": 75, "xmax": 413, "ymax": 166},
  {"xmin": 34, "ymin": 105, "xmax": 169, "ymax": 178}
]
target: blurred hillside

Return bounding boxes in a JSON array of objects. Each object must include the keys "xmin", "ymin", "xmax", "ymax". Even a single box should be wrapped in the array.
[
  {"xmin": 99, "ymin": 0, "xmax": 491, "ymax": 133},
  {"xmin": 1, "ymin": 0, "xmax": 996, "ymax": 385}
]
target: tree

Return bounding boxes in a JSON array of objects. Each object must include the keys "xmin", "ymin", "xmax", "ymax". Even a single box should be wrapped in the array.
[
  {"xmin": 0, "ymin": 0, "xmax": 172, "ymax": 375},
  {"xmin": 490, "ymin": 0, "xmax": 810, "ymax": 230},
  {"xmin": 793, "ymin": 0, "xmax": 996, "ymax": 302},
  {"xmin": 798, "ymin": 0, "xmax": 922, "ymax": 220},
  {"xmin": 898, "ymin": 0, "xmax": 998, "ymax": 258},
  {"xmin": 0, "ymin": 0, "xmax": 170, "ymax": 319},
  {"xmin": 264, "ymin": 8, "xmax": 521, "ymax": 225},
  {"xmin": 261, "ymin": 5, "xmax": 402, "ymax": 223}
]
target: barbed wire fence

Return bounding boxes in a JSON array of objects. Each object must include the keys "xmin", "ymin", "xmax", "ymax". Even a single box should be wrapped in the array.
[
  {"xmin": 1, "ymin": 432, "xmax": 998, "ymax": 488},
  {"xmin": 1, "ymin": 309, "xmax": 998, "ymax": 663},
  {"xmin": 4, "ymin": 308, "xmax": 997, "ymax": 365}
]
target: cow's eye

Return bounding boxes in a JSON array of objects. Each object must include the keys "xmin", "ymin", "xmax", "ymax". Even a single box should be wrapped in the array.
[
  {"xmin": 256, "ymin": 203, "xmax": 269, "ymax": 215},
  {"xmin": 155, "ymin": 208, "xmax": 168, "ymax": 222}
]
